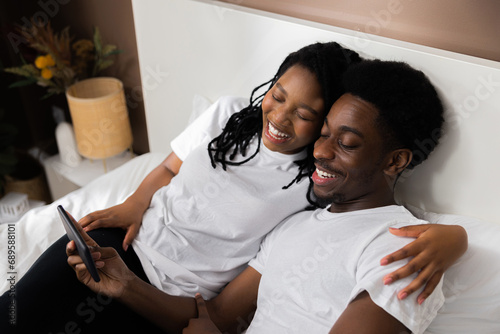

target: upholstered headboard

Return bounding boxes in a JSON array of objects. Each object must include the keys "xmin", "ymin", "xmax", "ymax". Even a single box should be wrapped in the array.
[{"xmin": 131, "ymin": 0, "xmax": 500, "ymax": 224}]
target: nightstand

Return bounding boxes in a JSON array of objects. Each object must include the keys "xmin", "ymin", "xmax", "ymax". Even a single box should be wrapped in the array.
[{"xmin": 43, "ymin": 150, "xmax": 134, "ymax": 201}]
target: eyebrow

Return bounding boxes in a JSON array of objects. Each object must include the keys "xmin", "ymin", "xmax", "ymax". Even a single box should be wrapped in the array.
[
  {"xmin": 276, "ymin": 83, "xmax": 319, "ymax": 116},
  {"xmin": 325, "ymin": 118, "xmax": 364, "ymax": 138}
]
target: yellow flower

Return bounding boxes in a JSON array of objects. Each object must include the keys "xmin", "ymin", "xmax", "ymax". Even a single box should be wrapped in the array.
[
  {"xmin": 45, "ymin": 54, "xmax": 55, "ymax": 67},
  {"xmin": 34, "ymin": 55, "xmax": 48, "ymax": 69},
  {"xmin": 41, "ymin": 68, "xmax": 53, "ymax": 79}
]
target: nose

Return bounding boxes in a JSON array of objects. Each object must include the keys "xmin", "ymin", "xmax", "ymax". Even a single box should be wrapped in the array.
[
  {"xmin": 272, "ymin": 103, "xmax": 292, "ymax": 126},
  {"xmin": 313, "ymin": 137, "xmax": 335, "ymax": 161}
]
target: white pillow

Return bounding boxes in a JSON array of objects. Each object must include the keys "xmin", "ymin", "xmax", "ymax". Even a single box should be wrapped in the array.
[{"xmin": 406, "ymin": 206, "xmax": 500, "ymax": 333}]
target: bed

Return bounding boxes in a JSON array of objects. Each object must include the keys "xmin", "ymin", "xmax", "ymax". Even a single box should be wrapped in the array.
[{"xmin": 1, "ymin": 0, "xmax": 500, "ymax": 331}]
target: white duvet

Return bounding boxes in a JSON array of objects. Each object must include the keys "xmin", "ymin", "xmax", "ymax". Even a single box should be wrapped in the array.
[
  {"xmin": 0, "ymin": 152, "xmax": 164, "ymax": 295},
  {"xmin": 1, "ymin": 151, "xmax": 499, "ymax": 332}
]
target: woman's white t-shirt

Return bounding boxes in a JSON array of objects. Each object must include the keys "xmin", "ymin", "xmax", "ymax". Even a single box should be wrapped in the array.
[{"xmin": 133, "ymin": 96, "xmax": 311, "ymax": 298}]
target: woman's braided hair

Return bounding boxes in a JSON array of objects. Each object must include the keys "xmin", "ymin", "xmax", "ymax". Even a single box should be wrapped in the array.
[{"xmin": 208, "ymin": 42, "xmax": 361, "ymax": 206}]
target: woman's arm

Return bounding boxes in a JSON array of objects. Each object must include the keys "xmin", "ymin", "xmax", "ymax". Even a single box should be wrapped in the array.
[
  {"xmin": 79, "ymin": 151, "xmax": 183, "ymax": 250},
  {"xmin": 380, "ymin": 223, "xmax": 468, "ymax": 304},
  {"xmin": 66, "ymin": 216, "xmax": 260, "ymax": 333}
]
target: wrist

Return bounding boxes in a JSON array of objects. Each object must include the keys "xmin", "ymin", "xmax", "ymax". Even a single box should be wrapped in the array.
[
  {"xmin": 117, "ymin": 272, "xmax": 142, "ymax": 303},
  {"xmin": 124, "ymin": 195, "xmax": 149, "ymax": 214}
]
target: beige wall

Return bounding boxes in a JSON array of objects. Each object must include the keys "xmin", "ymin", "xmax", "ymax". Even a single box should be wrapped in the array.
[
  {"xmin": 220, "ymin": 0, "xmax": 500, "ymax": 62},
  {"xmin": 3, "ymin": 0, "xmax": 498, "ymax": 160}
]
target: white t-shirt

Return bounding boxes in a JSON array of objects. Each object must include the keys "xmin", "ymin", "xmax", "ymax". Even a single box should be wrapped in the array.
[
  {"xmin": 132, "ymin": 96, "xmax": 311, "ymax": 298},
  {"xmin": 247, "ymin": 205, "xmax": 445, "ymax": 334}
]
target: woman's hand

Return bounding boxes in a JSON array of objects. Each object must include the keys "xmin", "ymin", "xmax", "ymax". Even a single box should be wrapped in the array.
[
  {"xmin": 183, "ymin": 294, "xmax": 222, "ymax": 334},
  {"xmin": 66, "ymin": 211, "xmax": 137, "ymax": 298},
  {"xmin": 67, "ymin": 241, "xmax": 136, "ymax": 299},
  {"xmin": 380, "ymin": 224, "xmax": 468, "ymax": 304},
  {"xmin": 79, "ymin": 200, "xmax": 144, "ymax": 251}
]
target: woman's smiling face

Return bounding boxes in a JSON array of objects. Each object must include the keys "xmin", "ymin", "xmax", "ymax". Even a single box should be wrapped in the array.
[{"xmin": 261, "ymin": 65, "xmax": 325, "ymax": 155}]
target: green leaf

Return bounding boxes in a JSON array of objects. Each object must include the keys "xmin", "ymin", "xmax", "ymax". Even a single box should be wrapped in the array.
[
  {"xmin": 102, "ymin": 44, "xmax": 117, "ymax": 56},
  {"xmin": 8, "ymin": 78, "xmax": 38, "ymax": 88},
  {"xmin": 96, "ymin": 59, "xmax": 114, "ymax": 73},
  {"xmin": 93, "ymin": 26, "xmax": 102, "ymax": 55}
]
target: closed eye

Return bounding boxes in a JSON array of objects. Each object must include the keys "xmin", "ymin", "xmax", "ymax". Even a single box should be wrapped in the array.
[
  {"xmin": 272, "ymin": 94, "xmax": 284, "ymax": 103},
  {"xmin": 296, "ymin": 110, "xmax": 314, "ymax": 121},
  {"xmin": 338, "ymin": 140, "xmax": 358, "ymax": 150}
]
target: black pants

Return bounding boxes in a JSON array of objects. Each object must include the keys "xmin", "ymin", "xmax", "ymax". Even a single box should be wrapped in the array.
[{"xmin": 0, "ymin": 228, "xmax": 165, "ymax": 334}]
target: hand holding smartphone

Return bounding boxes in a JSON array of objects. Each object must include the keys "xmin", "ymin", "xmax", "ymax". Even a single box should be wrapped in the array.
[{"xmin": 58, "ymin": 205, "xmax": 101, "ymax": 282}]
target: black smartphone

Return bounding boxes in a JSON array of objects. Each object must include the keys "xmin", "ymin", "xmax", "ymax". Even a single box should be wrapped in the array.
[{"xmin": 57, "ymin": 205, "xmax": 100, "ymax": 282}]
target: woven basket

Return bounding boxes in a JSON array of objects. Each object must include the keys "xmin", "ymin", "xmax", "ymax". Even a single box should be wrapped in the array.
[
  {"xmin": 4, "ymin": 153, "xmax": 51, "ymax": 203},
  {"xmin": 66, "ymin": 77, "xmax": 133, "ymax": 159}
]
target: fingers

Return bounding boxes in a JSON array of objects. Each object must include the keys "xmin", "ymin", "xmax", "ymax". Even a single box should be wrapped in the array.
[
  {"xmin": 416, "ymin": 272, "xmax": 443, "ymax": 305},
  {"xmin": 66, "ymin": 240, "xmax": 77, "ymax": 256},
  {"xmin": 65, "ymin": 211, "xmax": 99, "ymax": 247},
  {"xmin": 195, "ymin": 293, "xmax": 209, "ymax": 318},
  {"xmin": 380, "ymin": 242, "xmax": 420, "ymax": 266},
  {"xmin": 79, "ymin": 210, "xmax": 105, "ymax": 228},
  {"xmin": 123, "ymin": 224, "xmax": 141, "ymax": 251},
  {"xmin": 388, "ymin": 224, "xmax": 432, "ymax": 238},
  {"xmin": 80, "ymin": 215, "xmax": 112, "ymax": 232},
  {"xmin": 67, "ymin": 244, "xmax": 103, "ymax": 270}
]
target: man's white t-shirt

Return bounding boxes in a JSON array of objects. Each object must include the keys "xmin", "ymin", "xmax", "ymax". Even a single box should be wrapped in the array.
[
  {"xmin": 132, "ymin": 96, "xmax": 311, "ymax": 298},
  {"xmin": 247, "ymin": 205, "xmax": 445, "ymax": 334}
]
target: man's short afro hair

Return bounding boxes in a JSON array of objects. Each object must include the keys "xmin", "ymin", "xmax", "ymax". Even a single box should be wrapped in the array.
[{"xmin": 342, "ymin": 59, "xmax": 444, "ymax": 169}]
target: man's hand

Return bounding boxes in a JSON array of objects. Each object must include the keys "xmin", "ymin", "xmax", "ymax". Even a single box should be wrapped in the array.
[{"xmin": 183, "ymin": 294, "xmax": 222, "ymax": 334}]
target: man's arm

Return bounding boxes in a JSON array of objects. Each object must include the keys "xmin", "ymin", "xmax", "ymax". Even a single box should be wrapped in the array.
[{"xmin": 329, "ymin": 291, "xmax": 409, "ymax": 334}]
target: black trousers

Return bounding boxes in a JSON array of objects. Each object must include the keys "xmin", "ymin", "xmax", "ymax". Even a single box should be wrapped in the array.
[{"xmin": 0, "ymin": 228, "xmax": 165, "ymax": 334}]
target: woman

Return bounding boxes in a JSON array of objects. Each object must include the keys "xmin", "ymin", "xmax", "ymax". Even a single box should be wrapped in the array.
[{"xmin": 0, "ymin": 42, "xmax": 466, "ymax": 333}]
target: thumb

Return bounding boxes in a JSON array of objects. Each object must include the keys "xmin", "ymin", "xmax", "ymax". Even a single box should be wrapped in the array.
[
  {"xmin": 195, "ymin": 293, "xmax": 209, "ymax": 318},
  {"xmin": 389, "ymin": 224, "xmax": 431, "ymax": 238}
]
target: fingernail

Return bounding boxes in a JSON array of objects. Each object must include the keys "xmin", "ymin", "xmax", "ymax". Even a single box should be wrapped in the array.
[
  {"xmin": 123, "ymin": 244, "xmax": 129, "ymax": 252},
  {"xmin": 380, "ymin": 258, "xmax": 389, "ymax": 265},
  {"xmin": 418, "ymin": 296, "xmax": 426, "ymax": 305},
  {"xmin": 383, "ymin": 277, "xmax": 393, "ymax": 285},
  {"xmin": 398, "ymin": 291, "xmax": 408, "ymax": 300},
  {"xmin": 389, "ymin": 227, "xmax": 400, "ymax": 230}
]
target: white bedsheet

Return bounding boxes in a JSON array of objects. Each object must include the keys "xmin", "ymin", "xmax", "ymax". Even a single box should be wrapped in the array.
[
  {"xmin": 0, "ymin": 152, "xmax": 164, "ymax": 295},
  {"xmin": 1, "ymin": 151, "xmax": 499, "ymax": 332}
]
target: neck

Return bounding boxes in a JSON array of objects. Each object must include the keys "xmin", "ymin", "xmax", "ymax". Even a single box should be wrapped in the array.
[{"xmin": 327, "ymin": 192, "xmax": 397, "ymax": 214}]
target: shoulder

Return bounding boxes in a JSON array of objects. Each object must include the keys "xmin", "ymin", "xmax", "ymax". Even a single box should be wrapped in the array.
[{"xmin": 214, "ymin": 95, "xmax": 249, "ymax": 116}]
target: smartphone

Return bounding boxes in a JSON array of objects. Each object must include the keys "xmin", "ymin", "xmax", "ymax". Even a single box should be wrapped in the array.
[{"xmin": 57, "ymin": 205, "xmax": 100, "ymax": 282}]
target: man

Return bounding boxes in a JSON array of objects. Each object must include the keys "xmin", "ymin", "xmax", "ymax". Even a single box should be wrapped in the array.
[{"xmin": 69, "ymin": 59, "xmax": 447, "ymax": 333}]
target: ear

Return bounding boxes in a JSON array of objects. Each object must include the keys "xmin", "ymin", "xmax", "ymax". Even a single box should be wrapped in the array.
[{"xmin": 384, "ymin": 149, "xmax": 412, "ymax": 176}]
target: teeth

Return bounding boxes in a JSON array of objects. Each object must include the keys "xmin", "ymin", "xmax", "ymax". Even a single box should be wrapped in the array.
[
  {"xmin": 268, "ymin": 122, "xmax": 289, "ymax": 139},
  {"xmin": 316, "ymin": 168, "xmax": 335, "ymax": 179}
]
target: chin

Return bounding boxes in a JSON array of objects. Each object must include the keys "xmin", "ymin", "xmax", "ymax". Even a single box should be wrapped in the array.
[{"xmin": 313, "ymin": 191, "xmax": 345, "ymax": 208}]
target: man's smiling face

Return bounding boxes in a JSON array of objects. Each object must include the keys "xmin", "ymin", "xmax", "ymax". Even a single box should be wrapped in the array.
[{"xmin": 312, "ymin": 93, "xmax": 393, "ymax": 212}]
